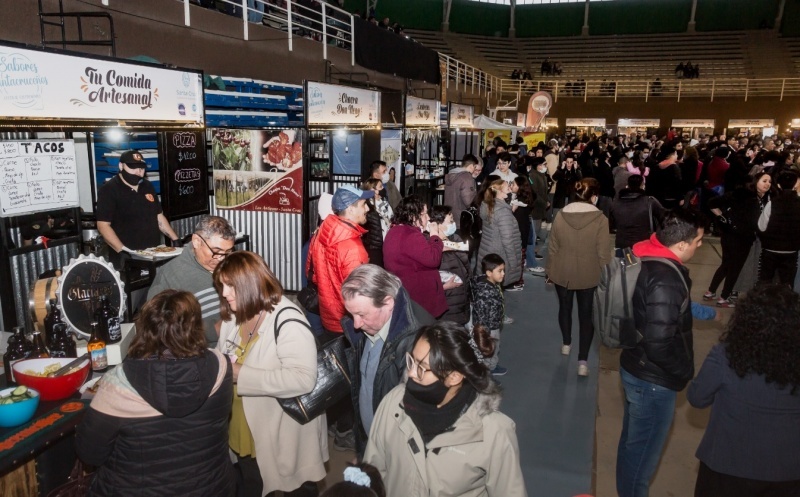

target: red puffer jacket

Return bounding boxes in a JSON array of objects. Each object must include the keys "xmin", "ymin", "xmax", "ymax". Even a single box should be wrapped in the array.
[{"xmin": 308, "ymin": 215, "xmax": 368, "ymax": 332}]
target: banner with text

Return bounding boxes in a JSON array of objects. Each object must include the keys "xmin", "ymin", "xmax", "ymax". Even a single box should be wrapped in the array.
[
  {"xmin": 618, "ymin": 118, "xmax": 660, "ymax": 128},
  {"xmin": 405, "ymin": 96, "xmax": 440, "ymax": 127},
  {"xmin": 448, "ymin": 103, "xmax": 474, "ymax": 128},
  {"xmin": 672, "ymin": 119, "xmax": 715, "ymax": 128},
  {"xmin": 306, "ymin": 82, "xmax": 380, "ymax": 126},
  {"xmin": 212, "ymin": 129, "xmax": 303, "ymax": 214},
  {"xmin": 728, "ymin": 119, "xmax": 774, "ymax": 128},
  {"xmin": 0, "ymin": 43, "xmax": 203, "ymax": 124}
]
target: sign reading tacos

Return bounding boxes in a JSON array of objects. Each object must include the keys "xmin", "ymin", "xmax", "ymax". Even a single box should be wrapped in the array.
[
  {"xmin": 0, "ymin": 43, "xmax": 203, "ymax": 124},
  {"xmin": 405, "ymin": 96, "xmax": 440, "ymax": 127},
  {"xmin": 306, "ymin": 81, "xmax": 380, "ymax": 126}
]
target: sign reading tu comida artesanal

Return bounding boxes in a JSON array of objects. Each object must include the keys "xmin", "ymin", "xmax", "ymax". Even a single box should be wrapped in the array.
[
  {"xmin": 0, "ymin": 44, "xmax": 203, "ymax": 124},
  {"xmin": 306, "ymin": 81, "xmax": 380, "ymax": 126}
]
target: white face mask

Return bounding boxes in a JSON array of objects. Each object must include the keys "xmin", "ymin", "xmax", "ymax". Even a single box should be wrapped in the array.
[
  {"xmin": 537, "ymin": 165, "xmax": 547, "ymax": 173},
  {"xmin": 626, "ymin": 151, "xmax": 634, "ymax": 158},
  {"xmin": 642, "ymin": 153, "xmax": 650, "ymax": 159},
  {"xmin": 381, "ymin": 172, "xmax": 390, "ymax": 184},
  {"xmin": 444, "ymin": 222, "xmax": 457, "ymax": 237}
]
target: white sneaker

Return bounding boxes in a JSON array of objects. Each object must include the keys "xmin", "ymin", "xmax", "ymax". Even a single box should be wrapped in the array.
[
  {"xmin": 526, "ymin": 266, "xmax": 546, "ymax": 276},
  {"xmin": 561, "ymin": 344, "xmax": 571, "ymax": 355},
  {"xmin": 578, "ymin": 364, "xmax": 589, "ymax": 377}
]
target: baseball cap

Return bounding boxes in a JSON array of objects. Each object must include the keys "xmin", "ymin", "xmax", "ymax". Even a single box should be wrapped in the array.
[
  {"xmin": 331, "ymin": 185, "xmax": 374, "ymax": 212},
  {"xmin": 119, "ymin": 150, "xmax": 147, "ymax": 169}
]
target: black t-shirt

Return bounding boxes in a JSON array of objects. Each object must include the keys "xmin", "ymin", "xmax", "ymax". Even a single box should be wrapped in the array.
[{"xmin": 96, "ymin": 175, "xmax": 163, "ymax": 250}]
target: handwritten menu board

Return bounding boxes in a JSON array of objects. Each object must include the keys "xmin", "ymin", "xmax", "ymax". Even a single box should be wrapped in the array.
[
  {"xmin": 0, "ymin": 140, "xmax": 78, "ymax": 217},
  {"xmin": 158, "ymin": 131, "xmax": 209, "ymax": 219}
]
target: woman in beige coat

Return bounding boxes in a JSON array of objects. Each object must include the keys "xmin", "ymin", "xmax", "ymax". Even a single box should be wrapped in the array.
[
  {"xmin": 215, "ymin": 251, "xmax": 328, "ymax": 497},
  {"xmin": 545, "ymin": 178, "xmax": 612, "ymax": 377}
]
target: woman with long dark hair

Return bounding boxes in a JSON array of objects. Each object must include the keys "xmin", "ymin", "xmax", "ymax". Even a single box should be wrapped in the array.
[
  {"xmin": 688, "ymin": 283, "xmax": 800, "ymax": 496},
  {"xmin": 509, "ymin": 175, "xmax": 535, "ymax": 290},
  {"xmin": 478, "ymin": 178, "xmax": 522, "ymax": 288},
  {"xmin": 545, "ymin": 178, "xmax": 612, "ymax": 376},
  {"xmin": 76, "ymin": 290, "xmax": 235, "ymax": 496},
  {"xmin": 364, "ymin": 321, "xmax": 527, "ymax": 496},
  {"xmin": 360, "ymin": 178, "xmax": 392, "ymax": 268}
]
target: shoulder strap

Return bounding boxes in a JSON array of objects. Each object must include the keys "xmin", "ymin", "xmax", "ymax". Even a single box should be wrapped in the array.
[
  {"xmin": 641, "ymin": 257, "xmax": 689, "ymax": 313},
  {"xmin": 273, "ymin": 307, "xmax": 314, "ymax": 342}
]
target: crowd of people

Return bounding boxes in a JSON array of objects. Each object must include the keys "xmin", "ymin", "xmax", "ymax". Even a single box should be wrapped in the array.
[
  {"xmin": 675, "ymin": 60, "xmax": 701, "ymax": 79},
  {"xmin": 72, "ymin": 125, "xmax": 800, "ymax": 496}
]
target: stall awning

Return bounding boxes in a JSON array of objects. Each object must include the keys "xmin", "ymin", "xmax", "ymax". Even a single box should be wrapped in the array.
[
  {"xmin": 0, "ymin": 42, "xmax": 204, "ymax": 128},
  {"xmin": 473, "ymin": 115, "xmax": 522, "ymax": 131},
  {"xmin": 405, "ymin": 96, "xmax": 440, "ymax": 127},
  {"xmin": 672, "ymin": 119, "xmax": 715, "ymax": 128},
  {"xmin": 618, "ymin": 118, "xmax": 660, "ymax": 128},
  {"xmin": 728, "ymin": 119, "xmax": 774, "ymax": 128},
  {"xmin": 566, "ymin": 118, "xmax": 606, "ymax": 127},
  {"xmin": 306, "ymin": 82, "xmax": 380, "ymax": 127}
]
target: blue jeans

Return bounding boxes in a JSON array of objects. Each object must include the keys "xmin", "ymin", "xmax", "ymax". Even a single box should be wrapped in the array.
[
  {"xmin": 525, "ymin": 219, "xmax": 540, "ymax": 268},
  {"xmin": 616, "ymin": 368, "xmax": 677, "ymax": 497}
]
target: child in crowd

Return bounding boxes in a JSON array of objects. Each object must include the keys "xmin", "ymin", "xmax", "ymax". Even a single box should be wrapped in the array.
[
  {"xmin": 321, "ymin": 464, "xmax": 385, "ymax": 497},
  {"xmin": 470, "ymin": 253, "xmax": 508, "ymax": 376}
]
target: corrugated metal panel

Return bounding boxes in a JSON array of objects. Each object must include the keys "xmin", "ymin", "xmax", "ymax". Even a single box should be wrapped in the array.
[
  {"xmin": 333, "ymin": 175, "xmax": 360, "ymax": 188},
  {"xmin": 10, "ymin": 242, "xmax": 81, "ymax": 330},
  {"xmin": 171, "ymin": 215, "xmax": 205, "ymax": 240},
  {"xmin": 0, "ymin": 132, "xmax": 33, "ymax": 140},
  {"xmin": 209, "ymin": 206, "xmax": 302, "ymax": 291},
  {"xmin": 309, "ymin": 180, "xmax": 329, "ymax": 197}
]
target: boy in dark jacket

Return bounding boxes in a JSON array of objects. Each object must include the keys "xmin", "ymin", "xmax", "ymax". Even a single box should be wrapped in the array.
[{"xmin": 470, "ymin": 253, "xmax": 507, "ymax": 375}]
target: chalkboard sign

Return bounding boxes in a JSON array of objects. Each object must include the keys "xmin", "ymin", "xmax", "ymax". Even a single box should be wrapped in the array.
[
  {"xmin": 158, "ymin": 131, "xmax": 209, "ymax": 219},
  {"xmin": 0, "ymin": 140, "xmax": 79, "ymax": 217}
]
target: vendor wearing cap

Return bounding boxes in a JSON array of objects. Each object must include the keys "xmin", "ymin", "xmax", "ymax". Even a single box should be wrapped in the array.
[
  {"xmin": 307, "ymin": 185, "xmax": 373, "ymax": 341},
  {"xmin": 96, "ymin": 150, "xmax": 179, "ymax": 268}
]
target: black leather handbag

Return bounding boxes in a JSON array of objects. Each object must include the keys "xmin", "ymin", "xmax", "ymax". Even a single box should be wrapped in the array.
[
  {"xmin": 273, "ymin": 308, "xmax": 351, "ymax": 425},
  {"xmin": 297, "ymin": 241, "xmax": 320, "ymax": 314}
]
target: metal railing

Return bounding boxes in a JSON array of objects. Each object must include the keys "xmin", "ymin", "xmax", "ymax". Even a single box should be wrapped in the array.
[{"xmin": 496, "ymin": 77, "xmax": 800, "ymax": 103}]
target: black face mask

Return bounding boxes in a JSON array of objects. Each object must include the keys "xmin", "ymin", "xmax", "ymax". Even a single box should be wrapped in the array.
[
  {"xmin": 120, "ymin": 169, "xmax": 143, "ymax": 186},
  {"xmin": 379, "ymin": 188, "xmax": 388, "ymax": 200},
  {"xmin": 406, "ymin": 377, "xmax": 450, "ymax": 406}
]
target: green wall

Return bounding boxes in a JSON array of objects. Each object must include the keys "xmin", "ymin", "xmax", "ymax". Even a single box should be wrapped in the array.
[
  {"xmin": 516, "ymin": 4, "xmax": 584, "ymax": 38},
  {"xmin": 589, "ymin": 0, "xmax": 692, "ymax": 35},
  {"xmin": 695, "ymin": 0, "xmax": 779, "ymax": 32},
  {"xmin": 450, "ymin": 0, "xmax": 509, "ymax": 37},
  {"xmin": 343, "ymin": 0, "xmax": 442, "ymax": 31}
]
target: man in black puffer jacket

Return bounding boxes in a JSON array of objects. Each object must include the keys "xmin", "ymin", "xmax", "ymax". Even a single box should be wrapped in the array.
[
  {"xmin": 610, "ymin": 174, "xmax": 665, "ymax": 251},
  {"xmin": 616, "ymin": 209, "xmax": 704, "ymax": 497}
]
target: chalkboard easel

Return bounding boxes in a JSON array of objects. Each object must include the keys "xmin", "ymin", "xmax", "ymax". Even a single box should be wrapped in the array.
[{"xmin": 158, "ymin": 131, "xmax": 209, "ymax": 220}]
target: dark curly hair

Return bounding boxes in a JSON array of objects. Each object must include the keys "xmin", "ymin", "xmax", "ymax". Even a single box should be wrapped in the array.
[
  {"xmin": 721, "ymin": 283, "xmax": 800, "ymax": 393},
  {"xmin": 393, "ymin": 194, "xmax": 426, "ymax": 226}
]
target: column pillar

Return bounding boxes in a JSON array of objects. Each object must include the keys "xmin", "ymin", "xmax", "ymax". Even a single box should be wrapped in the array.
[
  {"xmin": 687, "ymin": 0, "xmax": 698, "ymax": 33},
  {"xmin": 509, "ymin": 0, "xmax": 516, "ymax": 38},
  {"xmin": 581, "ymin": 0, "xmax": 590, "ymax": 36}
]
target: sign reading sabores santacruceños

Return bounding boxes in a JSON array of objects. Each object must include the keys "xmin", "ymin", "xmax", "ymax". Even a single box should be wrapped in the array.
[
  {"xmin": 405, "ymin": 96, "xmax": 440, "ymax": 127},
  {"xmin": 306, "ymin": 81, "xmax": 380, "ymax": 126},
  {"xmin": 0, "ymin": 43, "xmax": 203, "ymax": 124}
]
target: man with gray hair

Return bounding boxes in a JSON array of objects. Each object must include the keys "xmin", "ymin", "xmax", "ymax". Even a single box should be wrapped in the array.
[
  {"xmin": 147, "ymin": 215, "xmax": 236, "ymax": 347},
  {"xmin": 341, "ymin": 264, "xmax": 434, "ymax": 456}
]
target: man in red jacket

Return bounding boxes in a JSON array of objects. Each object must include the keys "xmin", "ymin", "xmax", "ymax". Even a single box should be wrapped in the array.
[{"xmin": 308, "ymin": 185, "xmax": 372, "ymax": 340}]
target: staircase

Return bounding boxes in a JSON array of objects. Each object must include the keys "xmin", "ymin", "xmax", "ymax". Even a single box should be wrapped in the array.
[{"xmin": 743, "ymin": 30, "xmax": 795, "ymax": 78}]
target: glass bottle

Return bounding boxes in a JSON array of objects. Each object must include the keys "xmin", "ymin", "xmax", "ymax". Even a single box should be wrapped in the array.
[
  {"xmin": 87, "ymin": 322, "xmax": 108, "ymax": 372},
  {"xmin": 3, "ymin": 326, "xmax": 33, "ymax": 384},
  {"xmin": 29, "ymin": 330, "xmax": 50, "ymax": 358},
  {"xmin": 94, "ymin": 295, "xmax": 121, "ymax": 344},
  {"xmin": 49, "ymin": 323, "xmax": 77, "ymax": 358},
  {"xmin": 44, "ymin": 297, "xmax": 63, "ymax": 347}
]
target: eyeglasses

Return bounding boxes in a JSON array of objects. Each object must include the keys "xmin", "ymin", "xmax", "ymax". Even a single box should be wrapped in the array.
[
  {"xmin": 197, "ymin": 235, "xmax": 234, "ymax": 259},
  {"xmin": 405, "ymin": 352, "xmax": 432, "ymax": 379}
]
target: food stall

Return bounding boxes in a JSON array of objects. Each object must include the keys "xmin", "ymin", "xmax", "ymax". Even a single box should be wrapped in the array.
[
  {"xmin": 404, "ymin": 96, "xmax": 442, "ymax": 201},
  {"xmin": 303, "ymin": 81, "xmax": 381, "ymax": 238},
  {"xmin": 671, "ymin": 119, "xmax": 715, "ymax": 139},
  {"xmin": 0, "ymin": 41, "xmax": 205, "ymax": 495},
  {"xmin": 726, "ymin": 119, "xmax": 775, "ymax": 138},
  {"xmin": 445, "ymin": 103, "xmax": 479, "ymax": 171},
  {"xmin": 565, "ymin": 118, "xmax": 607, "ymax": 137},
  {"xmin": 617, "ymin": 118, "xmax": 660, "ymax": 137}
]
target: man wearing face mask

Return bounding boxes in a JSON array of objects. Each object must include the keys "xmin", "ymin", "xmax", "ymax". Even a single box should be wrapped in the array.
[
  {"xmin": 341, "ymin": 264, "xmax": 434, "ymax": 457},
  {"xmin": 96, "ymin": 150, "xmax": 179, "ymax": 269},
  {"xmin": 370, "ymin": 160, "xmax": 401, "ymax": 211}
]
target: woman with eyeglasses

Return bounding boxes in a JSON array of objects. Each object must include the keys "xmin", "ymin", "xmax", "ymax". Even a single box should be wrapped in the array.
[
  {"xmin": 363, "ymin": 321, "xmax": 528, "ymax": 497},
  {"xmin": 76, "ymin": 290, "xmax": 235, "ymax": 496},
  {"xmin": 214, "ymin": 251, "xmax": 327, "ymax": 497}
]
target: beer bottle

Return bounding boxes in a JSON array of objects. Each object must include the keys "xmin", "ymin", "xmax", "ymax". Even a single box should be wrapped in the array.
[
  {"xmin": 30, "ymin": 330, "xmax": 50, "ymax": 358},
  {"xmin": 3, "ymin": 326, "xmax": 33, "ymax": 384},
  {"xmin": 44, "ymin": 297, "xmax": 63, "ymax": 347},
  {"xmin": 94, "ymin": 295, "xmax": 121, "ymax": 344},
  {"xmin": 49, "ymin": 323, "xmax": 77, "ymax": 358},
  {"xmin": 87, "ymin": 322, "xmax": 108, "ymax": 372}
]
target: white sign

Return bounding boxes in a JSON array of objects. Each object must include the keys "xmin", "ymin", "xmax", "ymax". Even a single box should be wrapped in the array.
[
  {"xmin": 306, "ymin": 81, "xmax": 380, "ymax": 126},
  {"xmin": 405, "ymin": 96, "xmax": 440, "ymax": 127},
  {"xmin": 0, "ymin": 44, "xmax": 203, "ymax": 124},
  {"xmin": 566, "ymin": 118, "xmax": 606, "ymax": 127},
  {"xmin": 0, "ymin": 140, "xmax": 78, "ymax": 217},
  {"xmin": 618, "ymin": 118, "xmax": 660, "ymax": 128},
  {"xmin": 672, "ymin": 119, "xmax": 715, "ymax": 128},
  {"xmin": 728, "ymin": 119, "xmax": 774, "ymax": 128},
  {"xmin": 543, "ymin": 117, "xmax": 559, "ymax": 127},
  {"xmin": 449, "ymin": 103, "xmax": 474, "ymax": 128}
]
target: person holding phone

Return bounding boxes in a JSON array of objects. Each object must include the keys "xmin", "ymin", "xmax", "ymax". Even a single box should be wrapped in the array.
[{"xmin": 552, "ymin": 154, "xmax": 582, "ymax": 219}]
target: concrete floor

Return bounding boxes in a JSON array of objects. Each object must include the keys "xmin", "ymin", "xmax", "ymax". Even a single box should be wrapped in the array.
[{"xmin": 320, "ymin": 235, "xmax": 729, "ymax": 497}]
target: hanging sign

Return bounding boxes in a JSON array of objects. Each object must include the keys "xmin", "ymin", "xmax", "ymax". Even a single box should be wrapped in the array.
[
  {"xmin": 0, "ymin": 140, "xmax": 78, "ymax": 217},
  {"xmin": 405, "ymin": 96, "xmax": 440, "ymax": 127},
  {"xmin": 672, "ymin": 119, "xmax": 715, "ymax": 128},
  {"xmin": 618, "ymin": 118, "xmax": 660, "ymax": 128},
  {"xmin": 524, "ymin": 91, "xmax": 552, "ymax": 132},
  {"xmin": 728, "ymin": 119, "xmax": 774, "ymax": 128},
  {"xmin": 543, "ymin": 117, "xmax": 558, "ymax": 128},
  {"xmin": 306, "ymin": 81, "xmax": 380, "ymax": 126},
  {"xmin": 448, "ymin": 103, "xmax": 474, "ymax": 128},
  {"xmin": 0, "ymin": 43, "xmax": 204, "ymax": 124},
  {"xmin": 566, "ymin": 118, "xmax": 606, "ymax": 127}
]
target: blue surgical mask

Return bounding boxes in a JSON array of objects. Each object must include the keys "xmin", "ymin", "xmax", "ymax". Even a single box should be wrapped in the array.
[{"xmin": 444, "ymin": 222, "xmax": 457, "ymax": 237}]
